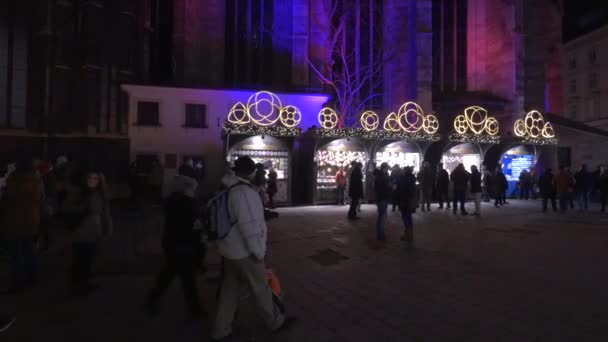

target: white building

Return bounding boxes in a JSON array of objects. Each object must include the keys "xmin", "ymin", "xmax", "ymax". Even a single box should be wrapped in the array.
[
  {"xmin": 121, "ymin": 85, "xmax": 329, "ymax": 195},
  {"xmin": 564, "ymin": 25, "xmax": 608, "ymax": 130}
]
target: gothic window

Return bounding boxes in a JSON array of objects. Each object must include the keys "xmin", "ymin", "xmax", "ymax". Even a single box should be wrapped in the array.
[
  {"xmin": 569, "ymin": 79, "xmax": 576, "ymax": 94},
  {"xmin": 225, "ymin": 0, "xmax": 274, "ymax": 86},
  {"xmin": 432, "ymin": 0, "xmax": 468, "ymax": 92},
  {"xmin": 568, "ymin": 56, "xmax": 576, "ymax": 70},
  {"xmin": 589, "ymin": 73, "xmax": 598, "ymax": 90},
  {"xmin": 569, "ymin": 102, "xmax": 576, "ymax": 120},
  {"xmin": 589, "ymin": 48, "xmax": 597, "ymax": 65}
]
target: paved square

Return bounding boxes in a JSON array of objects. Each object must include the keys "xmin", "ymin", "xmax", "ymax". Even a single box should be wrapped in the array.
[{"xmin": 3, "ymin": 200, "xmax": 608, "ymax": 341}]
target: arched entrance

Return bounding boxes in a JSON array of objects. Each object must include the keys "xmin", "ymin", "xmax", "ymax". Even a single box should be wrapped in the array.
[
  {"xmin": 441, "ymin": 143, "xmax": 483, "ymax": 173},
  {"xmin": 374, "ymin": 141, "xmax": 423, "ymax": 173}
]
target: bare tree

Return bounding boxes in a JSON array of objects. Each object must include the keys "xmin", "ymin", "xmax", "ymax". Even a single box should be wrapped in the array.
[{"xmin": 307, "ymin": 0, "xmax": 398, "ymax": 127}]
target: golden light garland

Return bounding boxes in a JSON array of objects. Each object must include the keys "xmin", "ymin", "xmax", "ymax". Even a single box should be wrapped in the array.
[
  {"xmin": 464, "ymin": 106, "xmax": 489, "ymax": 134},
  {"xmin": 227, "ymin": 102, "xmax": 250, "ymax": 124},
  {"xmin": 423, "ymin": 114, "xmax": 439, "ymax": 134},
  {"xmin": 452, "ymin": 106, "xmax": 500, "ymax": 137},
  {"xmin": 397, "ymin": 102, "xmax": 425, "ymax": 132},
  {"xmin": 513, "ymin": 110, "xmax": 556, "ymax": 140},
  {"xmin": 383, "ymin": 112, "xmax": 400, "ymax": 132},
  {"xmin": 246, "ymin": 91, "xmax": 282, "ymax": 126},
  {"xmin": 279, "ymin": 105, "xmax": 301, "ymax": 128},
  {"xmin": 226, "ymin": 91, "xmax": 303, "ymax": 132},
  {"xmin": 360, "ymin": 111, "xmax": 380, "ymax": 131},
  {"xmin": 485, "ymin": 117, "xmax": 499, "ymax": 136},
  {"xmin": 318, "ymin": 107, "xmax": 339, "ymax": 129}
]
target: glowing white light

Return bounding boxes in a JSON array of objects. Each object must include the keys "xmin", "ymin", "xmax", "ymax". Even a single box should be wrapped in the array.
[
  {"xmin": 318, "ymin": 107, "xmax": 339, "ymax": 129},
  {"xmin": 360, "ymin": 111, "xmax": 380, "ymax": 131}
]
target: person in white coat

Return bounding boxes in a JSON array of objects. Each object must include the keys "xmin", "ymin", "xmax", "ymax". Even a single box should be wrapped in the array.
[{"xmin": 211, "ymin": 156, "xmax": 293, "ymax": 341}]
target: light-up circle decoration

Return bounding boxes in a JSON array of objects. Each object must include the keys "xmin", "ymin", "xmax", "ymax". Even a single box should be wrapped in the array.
[
  {"xmin": 227, "ymin": 102, "xmax": 250, "ymax": 124},
  {"xmin": 383, "ymin": 112, "xmax": 400, "ymax": 132},
  {"xmin": 524, "ymin": 110, "xmax": 544, "ymax": 138},
  {"xmin": 485, "ymin": 117, "xmax": 499, "ymax": 136},
  {"xmin": 245, "ymin": 91, "xmax": 283, "ymax": 126},
  {"xmin": 454, "ymin": 115, "xmax": 468, "ymax": 134},
  {"xmin": 423, "ymin": 114, "xmax": 439, "ymax": 134},
  {"xmin": 514, "ymin": 119, "xmax": 526, "ymax": 137},
  {"xmin": 279, "ymin": 105, "xmax": 301, "ymax": 128},
  {"xmin": 318, "ymin": 107, "xmax": 339, "ymax": 129},
  {"xmin": 397, "ymin": 102, "xmax": 424, "ymax": 132},
  {"xmin": 464, "ymin": 106, "xmax": 488, "ymax": 135},
  {"xmin": 542, "ymin": 122, "xmax": 555, "ymax": 138},
  {"xmin": 360, "ymin": 111, "xmax": 380, "ymax": 131}
]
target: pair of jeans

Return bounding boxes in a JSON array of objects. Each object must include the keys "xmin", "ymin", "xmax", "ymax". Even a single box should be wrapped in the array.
[
  {"xmin": 71, "ymin": 242, "xmax": 97, "ymax": 292},
  {"xmin": 559, "ymin": 193, "xmax": 570, "ymax": 212},
  {"xmin": 453, "ymin": 191, "xmax": 466, "ymax": 213},
  {"xmin": 542, "ymin": 195, "xmax": 557, "ymax": 212},
  {"xmin": 336, "ymin": 186, "xmax": 345, "ymax": 205},
  {"xmin": 348, "ymin": 197, "xmax": 360, "ymax": 218},
  {"xmin": 212, "ymin": 257, "xmax": 285, "ymax": 340},
  {"xmin": 5, "ymin": 238, "xmax": 37, "ymax": 290},
  {"xmin": 482, "ymin": 187, "xmax": 490, "ymax": 202},
  {"xmin": 576, "ymin": 191, "xmax": 590, "ymax": 211},
  {"xmin": 376, "ymin": 201, "xmax": 388, "ymax": 240},
  {"xmin": 437, "ymin": 190, "xmax": 450, "ymax": 208},
  {"xmin": 147, "ymin": 247, "xmax": 201, "ymax": 315},
  {"xmin": 472, "ymin": 192, "xmax": 481, "ymax": 214},
  {"xmin": 520, "ymin": 186, "xmax": 530, "ymax": 200}
]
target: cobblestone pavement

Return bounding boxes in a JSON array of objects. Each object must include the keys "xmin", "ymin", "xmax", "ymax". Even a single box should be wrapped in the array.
[{"xmin": 3, "ymin": 200, "xmax": 608, "ymax": 341}]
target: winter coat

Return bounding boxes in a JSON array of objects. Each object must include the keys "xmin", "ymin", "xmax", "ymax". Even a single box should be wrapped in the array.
[
  {"xmin": 72, "ymin": 191, "xmax": 112, "ymax": 243},
  {"xmin": 574, "ymin": 170, "xmax": 593, "ymax": 192},
  {"xmin": 0, "ymin": 173, "xmax": 44, "ymax": 239},
  {"xmin": 493, "ymin": 172, "xmax": 508, "ymax": 195},
  {"xmin": 556, "ymin": 171, "xmax": 575, "ymax": 194},
  {"xmin": 217, "ymin": 173, "xmax": 268, "ymax": 261},
  {"xmin": 450, "ymin": 167, "xmax": 469, "ymax": 192},
  {"xmin": 436, "ymin": 169, "xmax": 450, "ymax": 192},
  {"xmin": 539, "ymin": 172, "xmax": 556, "ymax": 196},
  {"xmin": 374, "ymin": 170, "xmax": 392, "ymax": 202},
  {"xmin": 335, "ymin": 171, "xmax": 347, "ymax": 187},
  {"xmin": 178, "ymin": 164, "xmax": 196, "ymax": 179},
  {"xmin": 162, "ymin": 192, "xmax": 200, "ymax": 254},
  {"xmin": 267, "ymin": 171, "xmax": 278, "ymax": 195},
  {"xmin": 149, "ymin": 165, "xmax": 164, "ymax": 186},
  {"xmin": 599, "ymin": 171, "xmax": 608, "ymax": 193},
  {"xmin": 417, "ymin": 166, "xmax": 435, "ymax": 192},
  {"xmin": 349, "ymin": 167, "xmax": 364, "ymax": 199},
  {"xmin": 470, "ymin": 170, "xmax": 482, "ymax": 193},
  {"xmin": 398, "ymin": 173, "xmax": 418, "ymax": 213}
]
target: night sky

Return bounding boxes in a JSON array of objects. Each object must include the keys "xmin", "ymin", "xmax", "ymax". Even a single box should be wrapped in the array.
[{"xmin": 563, "ymin": 1, "xmax": 608, "ymax": 41}]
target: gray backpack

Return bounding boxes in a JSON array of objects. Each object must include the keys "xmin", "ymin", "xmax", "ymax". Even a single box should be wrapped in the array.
[{"xmin": 204, "ymin": 182, "xmax": 247, "ymax": 241}]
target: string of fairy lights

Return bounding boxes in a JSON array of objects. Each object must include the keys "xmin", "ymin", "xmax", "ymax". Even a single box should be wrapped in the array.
[{"xmin": 224, "ymin": 91, "xmax": 558, "ymax": 145}]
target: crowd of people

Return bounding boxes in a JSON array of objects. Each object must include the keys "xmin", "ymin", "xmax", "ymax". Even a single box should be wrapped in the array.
[
  {"xmin": 362, "ymin": 162, "xmax": 608, "ymax": 242},
  {"xmin": 0, "ymin": 155, "xmax": 290, "ymax": 340}
]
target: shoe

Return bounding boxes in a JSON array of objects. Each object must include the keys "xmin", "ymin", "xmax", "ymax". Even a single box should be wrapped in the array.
[
  {"xmin": 0, "ymin": 316, "xmax": 15, "ymax": 333},
  {"xmin": 461, "ymin": 212, "xmax": 469, "ymax": 216},
  {"xmin": 273, "ymin": 316, "xmax": 297, "ymax": 334}
]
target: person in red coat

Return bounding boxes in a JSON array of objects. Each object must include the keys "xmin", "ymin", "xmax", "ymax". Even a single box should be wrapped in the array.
[{"xmin": 335, "ymin": 167, "xmax": 347, "ymax": 206}]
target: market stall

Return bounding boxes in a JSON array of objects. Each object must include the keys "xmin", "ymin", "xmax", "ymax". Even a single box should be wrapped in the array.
[
  {"xmin": 315, "ymin": 138, "xmax": 368, "ymax": 203},
  {"xmin": 442, "ymin": 143, "xmax": 482, "ymax": 173},
  {"xmin": 228, "ymin": 135, "xmax": 291, "ymax": 203},
  {"xmin": 375, "ymin": 141, "xmax": 422, "ymax": 173}
]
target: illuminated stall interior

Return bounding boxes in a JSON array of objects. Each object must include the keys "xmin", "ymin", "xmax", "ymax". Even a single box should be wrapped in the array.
[
  {"xmin": 501, "ymin": 145, "xmax": 535, "ymax": 195},
  {"xmin": 228, "ymin": 135, "xmax": 291, "ymax": 204},
  {"xmin": 316, "ymin": 138, "xmax": 367, "ymax": 203},
  {"xmin": 375, "ymin": 141, "xmax": 421, "ymax": 174},
  {"xmin": 442, "ymin": 143, "xmax": 481, "ymax": 173}
]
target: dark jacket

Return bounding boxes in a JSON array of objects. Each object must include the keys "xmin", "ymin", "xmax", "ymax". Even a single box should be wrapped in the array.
[
  {"xmin": 178, "ymin": 164, "xmax": 196, "ymax": 179},
  {"xmin": 162, "ymin": 192, "xmax": 201, "ymax": 254},
  {"xmin": 436, "ymin": 169, "xmax": 450, "ymax": 192},
  {"xmin": 397, "ymin": 172, "xmax": 418, "ymax": 213},
  {"xmin": 470, "ymin": 170, "xmax": 482, "ymax": 193},
  {"xmin": 599, "ymin": 171, "xmax": 608, "ymax": 193},
  {"xmin": 374, "ymin": 170, "xmax": 391, "ymax": 202},
  {"xmin": 493, "ymin": 172, "xmax": 508, "ymax": 195},
  {"xmin": 267, "ymin": 171, "xmax": 278, "ymax": 195},
  {"xmin": 0, "ymin": 173, "xmax": 44, "ymax": 239},
  {"xmin": 574, "ymin": 169, "xmax": 593, "ymax": 192},
  {"xmin": 417, "ymin": 166, "xmax": 435, "ymax": 192},
  {"xmin": 450, "ymin": 166, "xmax": 469, "ymax": 192},
  {"xmin": 539, "ymin": 171, "xmax": 556, "ymax": 196},
  {"xmin": 349, "ymin": 167, "xmax": 364, "ymax": 198}
]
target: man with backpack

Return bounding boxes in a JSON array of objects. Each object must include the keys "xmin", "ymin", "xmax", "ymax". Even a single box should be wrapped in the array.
[{"xmin": 211, "ymin": 156, "xmax": 293, "ymax": 341}]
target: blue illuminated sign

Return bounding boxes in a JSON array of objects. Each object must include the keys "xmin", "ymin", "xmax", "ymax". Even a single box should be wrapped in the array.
[{"xmin": 502, "ymin": 154, "xmax": 534, "ymax": 196}]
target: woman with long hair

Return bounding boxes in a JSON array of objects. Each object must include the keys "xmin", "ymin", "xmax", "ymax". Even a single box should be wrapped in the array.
[{"xmin": 70, "ymin": 171, "xmax": 112, "ymax": 296}]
